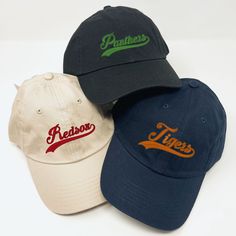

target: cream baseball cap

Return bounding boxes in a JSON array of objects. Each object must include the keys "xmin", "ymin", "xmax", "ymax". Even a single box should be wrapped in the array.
[{"xmin": 8, "ymin": 73, "xmax": 114, "ymax": 214}]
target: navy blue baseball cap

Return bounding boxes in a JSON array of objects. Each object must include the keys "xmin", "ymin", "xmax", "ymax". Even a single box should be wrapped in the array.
[
  {"xmin": 101, "ymin": 79, "xmax": 227, "ymax": 230},
  {"xmin": 63, "ymin": 6, "xmax": 181, "ymax": 105}
]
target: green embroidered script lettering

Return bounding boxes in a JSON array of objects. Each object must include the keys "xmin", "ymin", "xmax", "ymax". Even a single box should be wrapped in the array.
[{"xmin": 100, "ymin": 33, "xmax": 150, "ymax": 57}]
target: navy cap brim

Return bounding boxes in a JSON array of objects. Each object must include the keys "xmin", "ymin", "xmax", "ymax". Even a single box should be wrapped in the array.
[
  {"xmin": 79, "ymin": 59, "xmax": 181, "ymax": 105},
  {"xmin": 101, "ymin": 134, "xmax": 205, "ymax": 231}
]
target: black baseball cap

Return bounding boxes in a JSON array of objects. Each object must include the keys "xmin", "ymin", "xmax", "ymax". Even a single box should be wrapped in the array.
[
  {"xmin": 101, "ymin": 79, "xmax": 226, "ymax": 230},
  {"xmin": 63, "ymin": 6, "xmax": 181, "ymax": 104}
]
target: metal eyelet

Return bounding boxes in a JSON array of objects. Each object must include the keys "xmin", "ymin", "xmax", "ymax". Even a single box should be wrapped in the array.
[
  {"xmin": 201, "ymin": 117, "xmax": 207, "ymax": 123},
  {"xmin": 162, "ymin": 104, "xmax": 169, "ymax": 109},
  {"xmin": 36, "ymin": 109, "xmax": 42, "ymax": 114},
  {"xmin": 77, "ymin": 98, "xmax": 82, "ymax": 104}
]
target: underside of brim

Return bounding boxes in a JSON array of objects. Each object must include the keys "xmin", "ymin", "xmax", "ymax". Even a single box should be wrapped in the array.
[
  {"xmin": 79, "ymin": 59, "xmax": 181, "ymax": 105},
  {"xmin": 27, "ymin": 141, "xmax": 110, "ymax": 214},
  {"xmin": 101, "ymin": 134, "xmax": 204, "ymax": 230}
]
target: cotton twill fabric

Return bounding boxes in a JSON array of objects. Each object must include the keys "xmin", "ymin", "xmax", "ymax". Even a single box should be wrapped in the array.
[
  {"xmin": 27, "ymin": 138, "xmax": 111, "ymax": 214},
  {"xmin": 79, "ymin": 59, "xmax": 181, "ymax": 104},
  {"xmin": 101, "ymin": 134, "xmax": 205, "ymax": 230}
]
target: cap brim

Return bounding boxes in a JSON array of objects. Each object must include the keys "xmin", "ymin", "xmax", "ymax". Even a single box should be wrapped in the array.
[
  {"xmin": 27, "ymin": 141, "xmax": 110, "ymax": 215},
  {"xmin": 101, "ymin": 135, "xmax": 205, "ymax": 230},
  {"xmin": 79, "ymin": 59, "xmax": 181, "ymax": 105}
]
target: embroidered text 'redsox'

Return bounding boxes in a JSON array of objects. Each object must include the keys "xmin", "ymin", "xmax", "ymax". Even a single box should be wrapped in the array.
[
  {"xmin": 100, "ymin": 32, "xmax": 150, "ymax": 57},
  {"xmin": 46, "ymin": 123, "xmax": 95, "ymax": 153}
]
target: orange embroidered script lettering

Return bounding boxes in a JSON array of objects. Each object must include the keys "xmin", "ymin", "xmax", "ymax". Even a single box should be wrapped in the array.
[{"xmin": 138, "ymin": 122, "xmax": 195, "ymax": 158}]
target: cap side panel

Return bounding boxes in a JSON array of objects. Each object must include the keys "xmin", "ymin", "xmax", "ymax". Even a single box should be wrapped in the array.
[{"xmin": 8, "ymin": 84, "xmax": 26, "ymax": 149}]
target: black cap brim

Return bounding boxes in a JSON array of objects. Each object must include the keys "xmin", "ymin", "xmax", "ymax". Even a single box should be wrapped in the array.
[
  {"xmin": 101, "ymin": 134, "xmax": 205, "ymax": 231},
  {"xmin": 79, "ymin": 59, "xmax": 181, "ymax": 105}
]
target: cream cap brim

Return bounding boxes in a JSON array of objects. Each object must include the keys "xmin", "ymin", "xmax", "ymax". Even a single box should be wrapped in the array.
[{"xmin": 27, "ymin": 141, "xmax": 110, "ymax": 215}]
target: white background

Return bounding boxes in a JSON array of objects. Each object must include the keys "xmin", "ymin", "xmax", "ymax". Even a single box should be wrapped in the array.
[{"xmin": 0, "ymin": 0, "xmax": 236, "ymax": 235}]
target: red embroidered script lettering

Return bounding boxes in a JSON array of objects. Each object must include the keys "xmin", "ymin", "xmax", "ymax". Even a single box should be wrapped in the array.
[{"xmin": 45, "ymin": 123, "xmax": 95, "ymax": 153}]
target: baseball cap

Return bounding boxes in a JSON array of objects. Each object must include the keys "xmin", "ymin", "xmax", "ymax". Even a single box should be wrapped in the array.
[
  {"xmin": 8, "ymin": 73, "xmax": 114, "ymax": 214},
  {"xmin": 63, "ymin": 6, "xmax": 181, "ymax": 105},
  {"xmin": 101, "ymin": 79, "xmax": 226, "ymax": 230}
]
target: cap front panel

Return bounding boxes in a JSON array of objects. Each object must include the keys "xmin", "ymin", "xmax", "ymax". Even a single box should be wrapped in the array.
[
  {"xmin": 17, "ymin": 74, "xmax": 113, "ymax": 164},
  {"xmin": 74, "ymin": 6, "xmax": 168, "ymax": 74},
  {"xmin": 114, "ymin": 80, "xmax": 226, "ymax": 177}
]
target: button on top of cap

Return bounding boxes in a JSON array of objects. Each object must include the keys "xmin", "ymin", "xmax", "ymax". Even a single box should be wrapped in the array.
[
  {"xmin": 189, "ymin": 80, "xmax": 199, "ymax": 88},
  {"xmin": 104, "ymin": 6, "xmax": 111, "ymax": 9},
  {"xmin": 44, "ymin": 73, "xmax": 54, "ymax": 80}
]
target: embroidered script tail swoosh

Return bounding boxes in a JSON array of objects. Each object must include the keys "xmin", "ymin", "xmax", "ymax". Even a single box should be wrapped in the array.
[
  {"xmin": 101, "ymin": 38, "xmax": 150, "ymax": 57},
  {"xmin": 45, "ymin": 125, "xmax": 96, "ymax": 153},
  {"xmin": 138, "ymin": 141, "xmax": 195, "ymax": 158}
]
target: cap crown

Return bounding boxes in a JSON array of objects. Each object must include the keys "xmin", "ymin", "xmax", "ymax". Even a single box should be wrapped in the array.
[
  {"xmin": 113, "ymin": 79, "xmax": 226, "ymax": 177},
  {"xmin": 9, "ymin": 73, "xmax": 114, "ymax": 164},
  {"xmin": 64, "ymin": 6, "xmax": 169, "ymax": 75}
]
